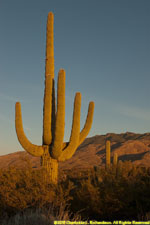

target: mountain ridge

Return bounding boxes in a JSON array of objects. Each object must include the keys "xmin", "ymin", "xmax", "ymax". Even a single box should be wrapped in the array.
[{"xmin": 1, "ymin": 132, "xmax": 150, "ymax": 171}]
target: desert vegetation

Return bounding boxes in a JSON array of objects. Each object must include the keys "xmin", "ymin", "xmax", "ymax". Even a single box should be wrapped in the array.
[{"xmin": 1, "ymin": 160, "xmax": 150, "ymax": 224}]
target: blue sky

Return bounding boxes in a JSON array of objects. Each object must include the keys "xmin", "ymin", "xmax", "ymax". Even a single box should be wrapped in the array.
[{"xmin": 0, "ymin": 0, "xmax": 150, "ymax": 155}]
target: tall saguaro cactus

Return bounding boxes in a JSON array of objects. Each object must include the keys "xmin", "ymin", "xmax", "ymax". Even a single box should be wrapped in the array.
[{"xmin": 15, "ymin": 12, "xmax": 95, "ymax": 184}]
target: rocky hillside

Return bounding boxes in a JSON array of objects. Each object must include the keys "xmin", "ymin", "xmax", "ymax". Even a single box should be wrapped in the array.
[{"xmin": 0, "ymin": 132, "xmax": 150, "ymax": 171}]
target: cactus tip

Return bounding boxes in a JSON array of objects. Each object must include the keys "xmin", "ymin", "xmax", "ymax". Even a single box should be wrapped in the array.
[
  {"xmin": 16, "ymin": 102, "xmax": 21, "ymax": 107},
  {"xmin": 48, "ymin": 12, "xmax": 54, "ymax": 20},
  {"xmin": 89, "ymin": 101, "xmax": 95, "ymax": 107},
  {"xmin": 76, "ymin": 92, "xmax": 81, "ymax": 97},
  {"xmin": 59, "ymin": 68, "xmax": 65, "ymax": 75}
]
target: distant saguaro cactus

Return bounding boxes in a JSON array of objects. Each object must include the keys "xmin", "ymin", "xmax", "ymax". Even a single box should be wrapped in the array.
[
  {"xmin": 113, "ymin": 152, "xmax": 118, "ymax": 167},
  {"xmin": 15, "ymin": 12, "xmax": 95, "ymax": 184},
  {"xmin": 105, "ymin": 140, "xmax": 111, "ymax": 169},
  {"xmin": 116, "ymin": 160, "xmax": 123, "ymax": 177}
]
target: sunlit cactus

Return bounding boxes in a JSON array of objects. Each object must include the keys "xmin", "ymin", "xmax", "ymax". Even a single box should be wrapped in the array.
[
  {"xmin": 105, "ymin": 140, "xmax": 111, "ymax": 169},
  {"xmin": 15, "ymin": 12, "xmax": 95, "ymax": 184},
  {"xmin": 113, "ymin": 152, "xmax": 118, "ymax": 167}
]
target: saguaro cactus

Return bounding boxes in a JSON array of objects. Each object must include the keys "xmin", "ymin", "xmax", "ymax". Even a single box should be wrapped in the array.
[
  {"xmin": 15, "ymin": 12, "xmax": 95, "ymax": 184},
  {"xmin": 105, "ymin": 140, "xmax": 111, "ymax": 169},
  {"xmin": 113, "ymin": 152, "xmax": 118, "ymax": 167},
  {"xmin": 116, "ymin": 160, "xmax": 123, "ymax": 177}
]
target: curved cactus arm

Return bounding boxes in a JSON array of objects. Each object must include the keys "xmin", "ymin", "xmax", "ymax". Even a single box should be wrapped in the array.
[
  {"xmin": 61, "ymin": 101, "xmax": 95, "ymax": 149},
  {"xmin": 51, "ymin": 69, "xmax": 65, "ymax": 159},
  {"xmin": 62, "ymin": 141, "xmax": 68, "ymax": 149},
  {"xmin": 58, "ymin": 92, "xmax": 81, "ymax": 162},
  {"xmin": 79, "ymin": 101, "xmax": 95, "ymax": 146},
  {"xmin": 15, "ymin": 102, "xmax": 44, "ymax": 157}
]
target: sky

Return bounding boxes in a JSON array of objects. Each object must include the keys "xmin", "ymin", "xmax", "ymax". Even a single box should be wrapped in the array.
[{"xmin": 0, "ymin": 0, "xmax": 150, "ymax": 155}]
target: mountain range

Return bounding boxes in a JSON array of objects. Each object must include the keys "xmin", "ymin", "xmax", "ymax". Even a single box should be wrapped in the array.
[{"xmin": 0, "ymin": 132, "xmax": 150, "ymax": 172}]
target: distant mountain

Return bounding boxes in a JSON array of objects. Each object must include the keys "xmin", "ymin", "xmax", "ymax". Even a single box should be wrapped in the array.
[{"xmin": 0, "ymin": 132, "xmax": 150, "ymax": 172}]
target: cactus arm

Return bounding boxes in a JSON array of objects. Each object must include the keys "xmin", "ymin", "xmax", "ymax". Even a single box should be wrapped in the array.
[
  {"xmin": 62, "ymin": 142, "xmax": 68, "ymax": 149},
  {"xmin": 43, "ymin": 12, "xmax": 54, "ymax": 145},
  {"xmin": 51, "ymin": 69, "xmax": 65, "ymax": 158},
  {"xmin": 51, "ymin": 79, "xmax": 56, "ymax": 142},
  {"xmin": 61, "ymin": 101, "xmax": 94, "ymax": 150},
  {"xmin": 43, "ymin": 75, "xmax": 53, "ymax": 145},
  {"xmin": 79, "ymin": 101, "xmax": 95, "ymax": 146},
  {"xmin": 58, "ymin": 93, "xmax": 81, "ymax": 162},
  {"xmin": 15, "ymin": 102, "xmax": 44, "ymax": 157}
]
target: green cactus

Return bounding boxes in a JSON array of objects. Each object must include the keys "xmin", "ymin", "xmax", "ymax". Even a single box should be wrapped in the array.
[
  {"xmin": 15, "ymin": 12, "xmax": 95, "ymax": 184},
  {"xmin": 105, "ymin": 140, "xmax": 111, "ymax": 169}
]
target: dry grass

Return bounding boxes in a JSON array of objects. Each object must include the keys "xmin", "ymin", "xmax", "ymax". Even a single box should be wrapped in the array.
[{"xmin": 2, "ymin": 204, "xmax": 81, "ymax": 225}]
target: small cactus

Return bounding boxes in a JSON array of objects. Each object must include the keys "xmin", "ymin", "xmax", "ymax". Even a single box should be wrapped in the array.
[
  {"xmin": 15, "ymin": 12, "xmax": 94, "ymax": 184},
  {"xmin": 113, "ymin": 152, "xmax": 118, "ymax": 167},
  {"xmin": 116, "ymin": 160, "xmax": 123, "ymax": 177},
  {"xmin": 105, "ymin": 140, "xmax": 111, "ymax": 169}
]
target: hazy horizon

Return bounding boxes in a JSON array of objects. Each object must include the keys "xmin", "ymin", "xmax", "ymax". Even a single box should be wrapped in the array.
[{"xmin": 0, "ymin": 0, "xmax": 150, "ymax": 155}]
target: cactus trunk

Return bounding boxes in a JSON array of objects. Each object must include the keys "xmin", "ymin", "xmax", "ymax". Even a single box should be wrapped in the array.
[{"xmin": 41, "ymin": 146, "xmax": 58, "ymax": 184}]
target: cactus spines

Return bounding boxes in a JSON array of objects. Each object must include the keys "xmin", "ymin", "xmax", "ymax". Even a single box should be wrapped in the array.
[
  {"xmin": 15, "ymin": 12, "xmax": 94, "ymax": 184},
  {"xmin": 106, "ymin": 140, "xmax": 111, "ymax": 169}
]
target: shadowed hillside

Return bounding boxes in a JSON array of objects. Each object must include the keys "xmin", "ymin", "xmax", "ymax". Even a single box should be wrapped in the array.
[{"xmin": 1, "ymin": 132, "xmax": 150, "ymax": 171}]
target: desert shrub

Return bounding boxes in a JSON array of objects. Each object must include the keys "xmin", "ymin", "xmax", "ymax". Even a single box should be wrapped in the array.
[
  {"xmin": 0, "ymin": 166, "xmax": 54, "ymax": 215},
  {"xmin": 1, "ymin": 160, "xmax": 150, "ymax": 221},
  {"xmin": 67, "ymin": 162, "xmax": 150, "ymax": 220},
  {"xmin": 0, "ymin": 164, "xmax": 74, "ymax": 221}
]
